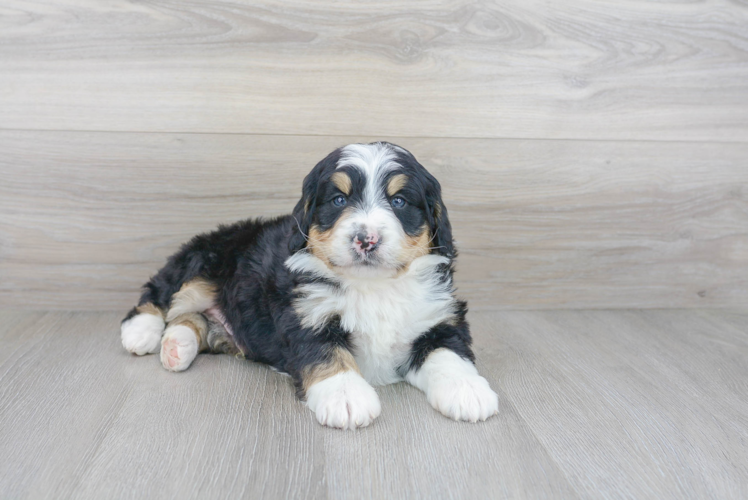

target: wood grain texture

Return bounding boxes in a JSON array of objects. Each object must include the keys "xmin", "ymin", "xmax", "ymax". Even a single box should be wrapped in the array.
[
  {"xmin": 1, "ymin": 0, "xmax": 748, "ymax": 141},
  {"xmin": 472, "ymin": 309, "xmax": 748, "ymax": 499},
  {"xmin": 1, "ymin": 309, "xmax": 747, "ymax": 499},
  {"xmin": 2, "ymin": 131, "xmax": 747, "ymax": 310},
  {"xmin": 0, "ymin": 311, "xmax": 326, "ymax": 500}
]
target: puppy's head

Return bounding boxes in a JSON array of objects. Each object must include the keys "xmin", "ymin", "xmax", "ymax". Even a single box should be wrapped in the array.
[{"xmin": 289, "ymin": 142, "xmax": 454, "ymax": 276}]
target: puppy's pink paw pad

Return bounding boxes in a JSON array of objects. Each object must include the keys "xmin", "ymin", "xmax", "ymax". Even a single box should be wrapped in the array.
[{"xmin": 160, "ymin": 325, "xmax": 199, "ymax": 372}]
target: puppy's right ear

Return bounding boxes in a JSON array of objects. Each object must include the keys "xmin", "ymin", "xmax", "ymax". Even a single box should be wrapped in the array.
[
  {"xmin": 288, "ymin": 172, "xmax": 318, "ymax": 254},
  {"xmin": 288, "ymin": 149, "xmax": 341, "ymax": 254}
]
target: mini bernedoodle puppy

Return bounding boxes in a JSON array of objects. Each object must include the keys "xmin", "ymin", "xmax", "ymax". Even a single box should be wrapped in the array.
[{"xmin": 121, "ymin": 142, "xmax": 498, "ymax": 429}]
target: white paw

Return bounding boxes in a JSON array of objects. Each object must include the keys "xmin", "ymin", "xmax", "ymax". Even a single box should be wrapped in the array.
[
  {"xmin": 406, "ymin": 348, "xmax": 499, "ymax": 423},
  {"xmin": 427, "ymin": 374, "xmax": 499, "ymax": 422},
  {"xmin": 306, "ymin": 371, "xmax": 381, "ymax": 430},
  {"xmin": 160, "ymin": 325, "xmax": 199, "ymax": 372},
  {"xmin": 121, "ymin": 313, "xmax": 165, "ymax": 355}
]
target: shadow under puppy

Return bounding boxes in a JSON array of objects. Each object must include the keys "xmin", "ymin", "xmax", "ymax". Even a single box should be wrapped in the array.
[{"xmin": 121, "ymin": 142, "xmax": 498, "ymax": 429}]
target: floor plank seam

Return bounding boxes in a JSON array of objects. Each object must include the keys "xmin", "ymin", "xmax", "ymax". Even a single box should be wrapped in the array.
[{"xmin": 3, "ymin": 127, "xmax": 748, "ymax": 145}]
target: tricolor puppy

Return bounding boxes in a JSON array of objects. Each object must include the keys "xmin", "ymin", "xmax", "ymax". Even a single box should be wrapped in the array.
[{"xmin": 121, "ymin": 142, "xmax": 498, "ymax": 429}]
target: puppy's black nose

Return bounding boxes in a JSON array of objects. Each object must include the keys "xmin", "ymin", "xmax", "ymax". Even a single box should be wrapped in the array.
[
  {"xmin": 356, "ymin": 232, "xmax": 371, "ymax": 250},
  {"xmin": 354, "ymin": 232, "xmax": 379, "ymax": 253}
]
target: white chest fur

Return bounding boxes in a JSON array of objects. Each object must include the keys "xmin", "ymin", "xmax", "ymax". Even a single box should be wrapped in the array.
[{"xmin": 286, "ymin": 254, "xmax": 457, "ymax": 385}]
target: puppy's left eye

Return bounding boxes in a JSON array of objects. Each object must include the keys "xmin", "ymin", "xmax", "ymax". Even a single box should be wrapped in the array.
[
  {"xmin": 333, "ymin": 195, "xmax": 347, "ymax": 207},
  {"xmin": 391, "ymin": 196, "xmax": 406, "ymax": 208}
]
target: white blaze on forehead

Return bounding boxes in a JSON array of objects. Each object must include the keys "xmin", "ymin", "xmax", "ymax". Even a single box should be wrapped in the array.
[
  {"xmin": 326, "ymin": 142, "xmax": 410, "ymax": 271},
  {"xmin": 338, "ymin": 143, "xmax": 401, "ymax": 209}
]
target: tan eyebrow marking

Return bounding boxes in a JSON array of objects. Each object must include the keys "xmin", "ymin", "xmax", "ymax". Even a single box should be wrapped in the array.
[
  {"xmin": 331, "ymin": 171, "xmax": 352, "ymax": 195},
  {"xmin": 387, "ymin": 173, "xmax": 408, "ymax": 197}
]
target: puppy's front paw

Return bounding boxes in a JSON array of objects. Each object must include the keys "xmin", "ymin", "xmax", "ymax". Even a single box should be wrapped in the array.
[
  {"xmin": 306, "ymin": 372, "xmax": 381, "ymax": 430},
  {"xmin": 160, "ymin": 325, "xmax": 199, "ymax": 372},
  {"xmin": 428, "ymin": 374, "xmax": 499, "ymax": 422}
]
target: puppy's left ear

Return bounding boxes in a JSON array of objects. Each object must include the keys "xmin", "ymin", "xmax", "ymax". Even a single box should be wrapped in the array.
[{"xmin": 424, "ymin": 172, "xmax": 455, "ymax": 259}]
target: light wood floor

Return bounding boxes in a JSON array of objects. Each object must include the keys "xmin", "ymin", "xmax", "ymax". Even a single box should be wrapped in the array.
[{"xmin": 1, "ymin": 309, "xmax": 746, "ymax": 499}]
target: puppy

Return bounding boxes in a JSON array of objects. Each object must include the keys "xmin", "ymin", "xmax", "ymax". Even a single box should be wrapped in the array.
[{"xmin": 121, "ymin": 142, "xmax": 498, "ymax": 429}]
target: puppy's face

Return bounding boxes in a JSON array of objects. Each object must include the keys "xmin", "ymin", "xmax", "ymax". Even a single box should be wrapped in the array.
[{"xmin": 290, "ymin": 143, "xmax": 454, "ymax": 277}]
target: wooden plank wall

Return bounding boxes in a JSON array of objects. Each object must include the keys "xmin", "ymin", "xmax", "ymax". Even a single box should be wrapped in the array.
[{"xmin": 1, "ymin": 0, "xmax": 747, "ymax": 310}]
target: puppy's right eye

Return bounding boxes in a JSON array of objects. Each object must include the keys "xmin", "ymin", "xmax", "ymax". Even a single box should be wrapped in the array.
[{"xmin": 333, "ymin": 195, "xmax": 347, "ymax": 207}]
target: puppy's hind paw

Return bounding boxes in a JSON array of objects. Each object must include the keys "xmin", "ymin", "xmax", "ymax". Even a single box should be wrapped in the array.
[
  {"xmin": 160, "ymin": 325, "xmax": 199, "ymax": 372},
  {"xmin": 121, "ymin": 313, "xmax": 165, "ymax": 355}
]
